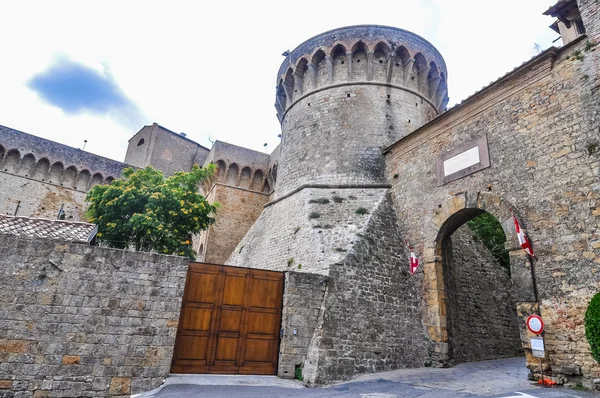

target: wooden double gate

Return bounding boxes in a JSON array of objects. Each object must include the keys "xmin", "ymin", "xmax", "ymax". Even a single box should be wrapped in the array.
[{"xmin": 170, "ymin": 262, "xmax": 284, "ymax": 375}]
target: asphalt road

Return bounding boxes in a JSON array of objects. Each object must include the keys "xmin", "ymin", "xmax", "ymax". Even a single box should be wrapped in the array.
[
  {"xmin": 140, "ymin": 380, "xmax": 597, "ymax": 398},
  {"xmin": 136, "ymin": 358, "xmax": 599, "ymax": 398}
]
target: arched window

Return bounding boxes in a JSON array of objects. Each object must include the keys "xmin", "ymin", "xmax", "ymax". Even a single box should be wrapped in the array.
[{"xmin": 137, "ymin": 138, "xmax": 145, "ymax": 146}]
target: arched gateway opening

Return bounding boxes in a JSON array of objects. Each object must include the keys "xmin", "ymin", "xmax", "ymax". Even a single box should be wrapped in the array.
[
  {"xmin": 439, "ymin": 208, "xmax": 522, "ymax": 364},
  {"xmin": 425, "ymin": 192, "xmax": 539, "ymax": 368}
]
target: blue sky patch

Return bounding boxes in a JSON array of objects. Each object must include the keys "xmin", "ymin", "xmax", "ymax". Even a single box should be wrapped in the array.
[{"xmin": 28, "ymin": 57, "xmax": 142, "ymax": 126}]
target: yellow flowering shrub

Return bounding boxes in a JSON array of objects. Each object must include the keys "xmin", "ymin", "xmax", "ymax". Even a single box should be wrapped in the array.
[{"xmin": 85, "ymin": 164, "xmax": 219, "ymax": 259}]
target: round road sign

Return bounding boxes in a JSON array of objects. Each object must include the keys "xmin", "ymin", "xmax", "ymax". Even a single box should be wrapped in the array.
[{"xmin": 526, "ymin": 314, "xmax": 544, "ymax": 335}]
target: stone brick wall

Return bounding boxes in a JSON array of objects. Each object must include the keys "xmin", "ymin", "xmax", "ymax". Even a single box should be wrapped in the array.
[
  {"xmin": 443, "ymin": 225, "xmax": 522, "ymax": 364},
  {"xmin": 579, "ymin": 0, "xmax": 600, "ymax": 42},
  {"xmin": 203, "ymin": 184, "xmax": 269, "ymax": 264},
  {"xmin": 0, "ymin": 173, "xmax": 87, "ymax": 221},
  {"xmin": 278, "ymin": 272, "xmax": 328, "ymax": 380},
  {"xmin": 303, "ymin": 193, "xmax": 428, "ymax": 384},
  {"xmin": 202, "ymin": 141, "xmax": 271, "ymax": 175},
  {"xmin": 0, "ymin": 125, "xmax": 128, "ymax": 181},
  {"xmin": 123, "ymin": 125, "xmax": 153, "ymax": 170},
  {"xmin": 385, "ymin": 33, "xmax": 600, "ymax": 385},
  {"xmin": 277, "ymin": 85, "xmax": 435, "ymax": 197},
  {"xmin": 149, "ymin": 127, "xmax": 209, "ymax": 177},
  {"xmin": 0, "ymin": 234, "xmax": 188, "ymax": 397}
]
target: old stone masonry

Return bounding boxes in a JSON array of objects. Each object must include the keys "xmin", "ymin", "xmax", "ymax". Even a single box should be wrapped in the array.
[{"xmin": 1, "ymin": 0, "xmax": 600, "ymax": 396}]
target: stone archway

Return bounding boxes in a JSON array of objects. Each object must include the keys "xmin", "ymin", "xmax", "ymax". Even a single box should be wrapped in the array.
[{"xmin": 422, "ymin": 192, "xmax": 539, "ymax": 369}]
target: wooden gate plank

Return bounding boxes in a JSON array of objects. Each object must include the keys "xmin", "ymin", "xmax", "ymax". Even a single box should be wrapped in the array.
[
  {"xmin": 210, "ymin": 266, "xmax": 248, "ymax": 373},
  {"xmin": 171, "ymin": 263, "xmax": 221, "ymax": 374},
  {"xmin": 171, "ymin": 263, "xmax": 284, "ymax": 375}
]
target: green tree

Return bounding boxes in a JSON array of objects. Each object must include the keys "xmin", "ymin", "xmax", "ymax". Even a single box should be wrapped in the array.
[
  {"xmin": 467, "ymin": 212, "xmax": 510, "ymax": 272},
  {"xmin": 585, "ymin": 291, "xmax": 600, "ymax": 364},
  {"xmin": 85, "ymin": 164, "xmax": 218, "ymax": 259}
]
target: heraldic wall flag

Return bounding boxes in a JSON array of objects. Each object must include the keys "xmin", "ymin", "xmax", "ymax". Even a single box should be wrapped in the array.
[
  {"xmin": 405, "ymin": 240, "xmax": 419, "ymax": 275},
  {"xmin": 512, "ymin": 213, "xmax": 535, "ymax": 258},
  {"xmin": 409, "ymin": 250, "xmax": 419, "ymax": 275}
]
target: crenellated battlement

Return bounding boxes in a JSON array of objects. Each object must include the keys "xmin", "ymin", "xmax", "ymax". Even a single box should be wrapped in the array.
[
  {"xmin": 0, "ymin": 125, "xmax": 128, "ymax": 192},
  {"xmin": 201, "ymin": 141, "xmax": 275, "ymax": 195},
  {"xmin": 275, "ymin": 25, "xmax": 449, "ymax": 121}
]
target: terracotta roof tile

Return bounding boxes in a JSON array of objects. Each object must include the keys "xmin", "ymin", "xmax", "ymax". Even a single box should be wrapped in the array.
[{"xmin": 0, "ymin": 214, "xmax": 97, "ymax": 243}]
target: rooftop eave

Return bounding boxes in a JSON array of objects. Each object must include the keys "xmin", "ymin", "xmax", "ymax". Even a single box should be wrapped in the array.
[{"xmin": 543, "ymin": 0, "xmax": 576, "ymax": 17}]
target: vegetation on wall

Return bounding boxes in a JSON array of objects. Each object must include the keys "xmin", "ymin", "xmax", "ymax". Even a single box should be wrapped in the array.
[
  {"xmin": 308, "ymin": 198, "xmax": 330, "ymax": 204},
  {"xmin": 85, "ymin": 165, "xmax": 218, "ymax": 259},
  {"xmin": 467, "ymin": 212, "xmax": 510, "ymax": 272},
  {"xmin": 355, "ymin": 207, "xmax": 368, "ymax": 215},
  {"xmin": 585, "ymin": 291, "xmax": 600, "ymax": 364}
]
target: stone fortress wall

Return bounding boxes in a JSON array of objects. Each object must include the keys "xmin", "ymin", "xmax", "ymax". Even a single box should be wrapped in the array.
[
  {"xmin": 0, "ymin": 125, "xmax": 128, "ymax": 221},
  {"xmin": 194, "ymin": 141, "xmax": 276, "ymax": 264},
  {"xmin": 1, "ymin": 0, "xmax": 599, "ymax": 390},
  {"xmin": 0, "ymin": 121, "xmax": 276, "ymax": 264}
]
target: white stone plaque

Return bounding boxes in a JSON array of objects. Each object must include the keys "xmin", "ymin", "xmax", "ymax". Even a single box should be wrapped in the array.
[{"xmin": 443, "ymin": 146, "xmax": 480, "ymax": 176}]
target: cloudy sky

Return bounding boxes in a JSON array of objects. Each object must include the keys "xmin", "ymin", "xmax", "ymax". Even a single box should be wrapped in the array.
[{"xmin": 0, "ymin": 1, "xmax": 559, "ymax": 162}]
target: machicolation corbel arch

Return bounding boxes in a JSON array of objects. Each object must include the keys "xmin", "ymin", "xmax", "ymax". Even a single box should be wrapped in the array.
[
  {"xmin": 210, "ymin": 158, "xmax": 272, "ymax": 194},
  {"xmin": 0, "ymin": 125, "xmax": 128, "ymax": 219},
  {"xmin": 275, "ymin": 25, "xmax": 449, "ymax": 121},
  {"xmin": 0, "ymin": 144, "xmax": 116, "ymax": 191}
]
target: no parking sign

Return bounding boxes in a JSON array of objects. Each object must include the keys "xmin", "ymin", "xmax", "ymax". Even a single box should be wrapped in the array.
[
  {"xmin": 526, "ymin": 314, "xmax": 544, "ymax": 335},
  {"xmin": 527, "ymin": 315, "xmax": 545, "ymax": 358}
]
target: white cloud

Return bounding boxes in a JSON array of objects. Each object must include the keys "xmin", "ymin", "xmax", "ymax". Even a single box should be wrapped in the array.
[{"xmin": 0, "ymin": 0, "xmax": 560, "ymax": 162}]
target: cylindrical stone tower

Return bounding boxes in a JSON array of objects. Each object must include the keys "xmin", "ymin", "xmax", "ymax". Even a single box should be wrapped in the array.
[
  {"xmin": 228, "ymin": 26, "xmax": 449, "ymax": 383},
  {"xmin": 274, "ymin": 25, "xmax": 448, "ymax": 197}
]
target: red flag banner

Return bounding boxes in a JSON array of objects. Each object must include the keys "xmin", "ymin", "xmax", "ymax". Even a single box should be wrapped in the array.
[
  {"xmin": 405, "ymin": 240, "xmax": 419, "ymax": 275},
  {"xmin": 512, "ymin": 213, "xmax": 535, "ymax": 258},
  {"xmin": 410, "ymin": 250, "xmax": 419, "ymax": 275}
]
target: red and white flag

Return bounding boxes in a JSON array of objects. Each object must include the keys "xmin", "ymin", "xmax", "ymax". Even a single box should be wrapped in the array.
[
  {"xmin": 409, "ymin": 250, "xmax": 419, "ymax": 275},
  {"xmin": 406, "ymin": 240, "xmax": 419, "ymax": 275},
  {"xmin": 513, "ymin": 214, "xmax": 535, "ymax": 258}
]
